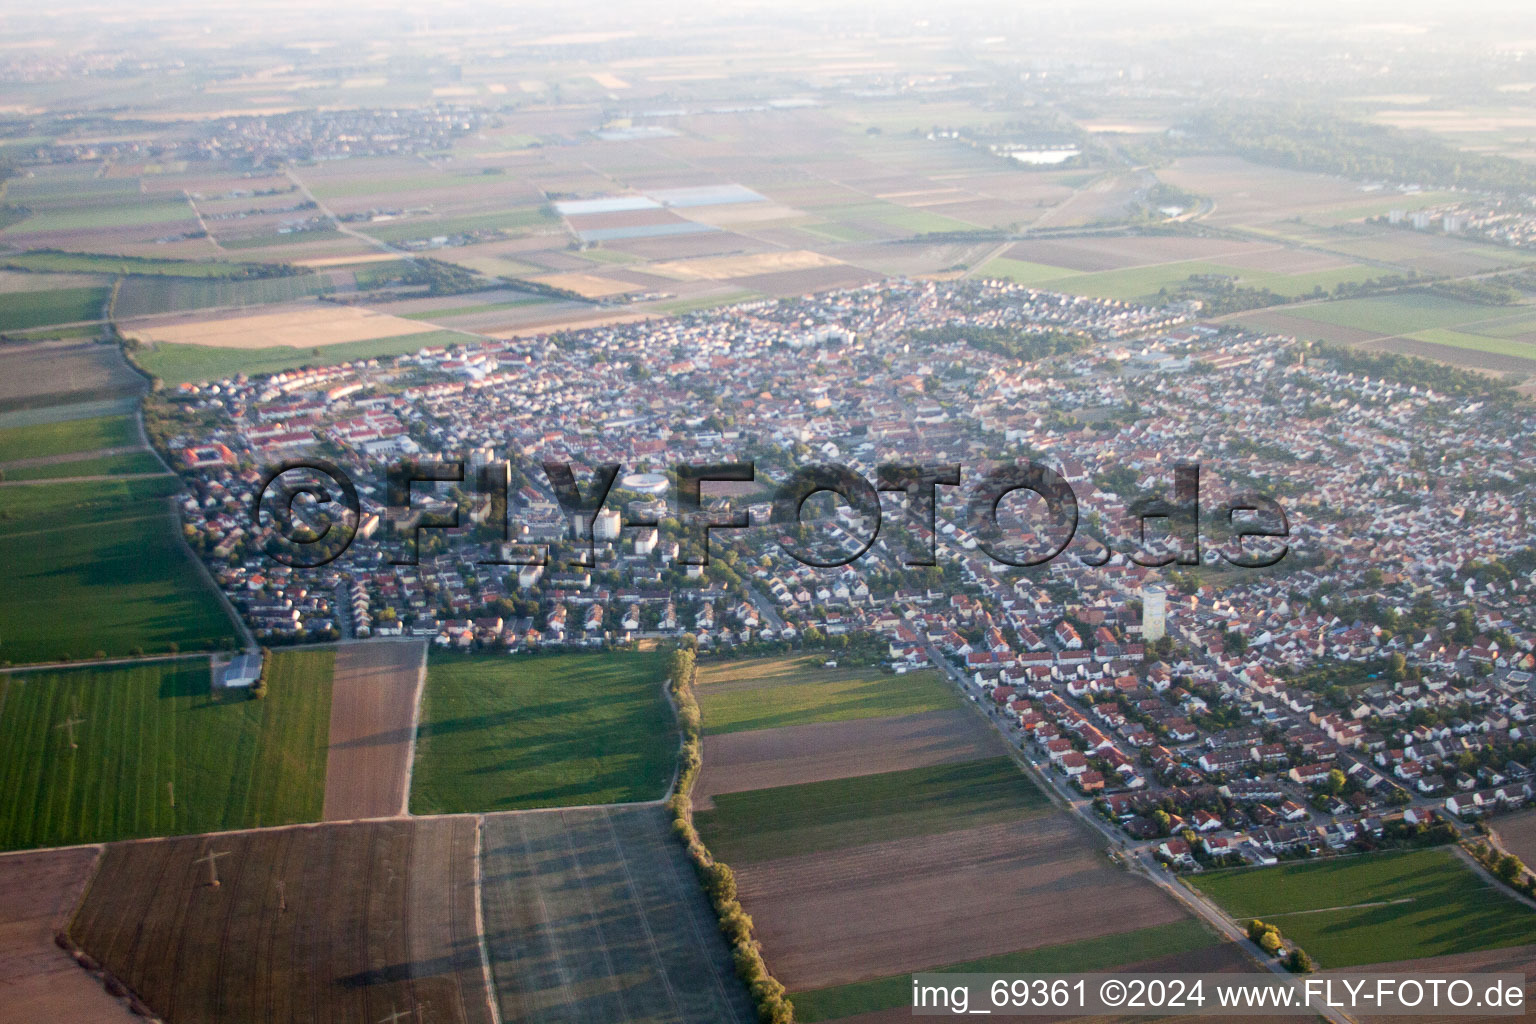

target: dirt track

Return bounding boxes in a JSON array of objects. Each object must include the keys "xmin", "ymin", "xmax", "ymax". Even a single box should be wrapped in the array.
[
  {"xmin": 0, "ymin": 847, "xmax": 134, "ymax": 1021},
  {"xmin": 322, "ymin": 641, "xmax": 425, "ymax": 821}
]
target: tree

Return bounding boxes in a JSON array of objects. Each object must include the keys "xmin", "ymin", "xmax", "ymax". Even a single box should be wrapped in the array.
[
  {"xmin": 1286, "ymin": 947, "xmax": 1314, "ymax": 973},
  {"xmin": 1496, "ymin": 853, "xmax": 1524, "ymax": 884},
  {"xmin": 1327, "ymin": 769, "xmax": 1347, "ymax": 795},
  {"xmin": 1153, "ymin": 809, "xmax": 1172, "ymax": 836}
]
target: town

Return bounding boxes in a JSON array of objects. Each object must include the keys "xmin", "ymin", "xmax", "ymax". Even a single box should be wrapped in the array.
[{"xmin": 150, "ymin": 275, "xmax": 1536, "ymax": 877}]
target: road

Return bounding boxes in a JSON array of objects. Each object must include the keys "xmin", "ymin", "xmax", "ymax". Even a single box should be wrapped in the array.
[
  {"xmin": 743, "ymin": 583, "xmax": 786, "ymax": 632},
  {"xmin": 922, "ymin": 643, "xmax": 1357, "ymax": 1024}
]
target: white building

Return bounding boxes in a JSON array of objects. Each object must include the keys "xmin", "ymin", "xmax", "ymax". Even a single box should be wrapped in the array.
[
  {"xmin": 594, "ymin": 508, "xmax": 622, "ymax": 541},
  {"xmin": 1141, "ymin": 585, "xmax": 1166, "ymax": 643}
]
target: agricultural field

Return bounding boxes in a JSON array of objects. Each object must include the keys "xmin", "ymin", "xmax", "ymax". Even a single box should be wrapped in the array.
[
  {"xmin": 790, "ymin": 919, "xmax": 1223, "ymax": 1023},
  {"xmin": 695, "ymin": 756, "xmax": 1047, "ymax": 864},
  {"xmin": 120, "ymin": 302, "xmax": 431, "ymax": 349},
  {"xmin": 1234, "ymin": 292, "xmax": 1536, "ymax": 374},
  {"xmin": 0, "ymin": 651, "xmax": 333, "ymax": 850},
  {"xmin": 67, "ymin": 817, "xmax": 493, "ymax": 1024},
  {"xmin": 0, "ymin": 477, "xmax": 239, "ymax": 663},
  {"xmin": 133, "ymin": 327, "xmax": 476, "ymax": 386},
  {"xmin": 409, "ymin": 650, "xmax": 677, "ymax": 814},
  {"xmin": 695, "ymin": 707, "xmax": 1008, "ymax": 803},
  {"xmin": 1, "ymin": 250, "xmax": 286, "ymax": 277},
  {"xmin": 479, "ymin": 806, "xmax": 756, "ymax": 1024},
  {"xmin": 690, "ymin": 652, "xmax": 1204, "ymax": 1016},
  {"xmin": 321, "ymin": 641, "xmax": 425, "ymax": 822},
  {"xmin": 0, "ymin": 450, "xmax": 165, "ymax": 482},
  {"xmin": 0, "ymin": 846, "xmax": 131, "ymax": 1022},
  {"xmin": 738, "ymin": 815, "xmax": 1191, "ymax": 993},
  {"xmin": 695, "ymin": 656, "xmax": 958, "ymax": 735},
  {"xmin": 1190, "ymin": 849, "xmax": 1536, "ymax": 967},
  {"xmin": 111, "ymin": 273, "xmax": 334, "ymax": 318},
  {"xmin": 1494, "ymin": 808, "xmax": 1536, "ymax": 867},
  {"xmin": 0, "ymin": 284, "xmax": 109, "ymax": 330},
  {"xmin": 0, "ymin": 413, "xmax": 137, "ymax": 463}
]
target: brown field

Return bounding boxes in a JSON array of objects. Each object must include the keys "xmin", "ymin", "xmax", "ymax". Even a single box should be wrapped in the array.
[
  {"xmin": 480, "ymin": 805, "xmax": 757, "ymax": 1024},
  {"xmin": 733, "ymin": 264, "xmax": 883, "ymax": 297},
  {"xmin": 0, "ymin": 847, "xmax": 134, "ymax": 1022},
  {"xmin": 644, "ymin": 249, "xmax": 841, "ymax": 281},
  {"xmin": 1360, "ymin": 336, "xmax": 1536, "ymax": 376},
  {"xmin": 1347, "ymin": 943, "xmax": 1536, "ymax": 1024},
  {"xmin": 696, "ymin": 708, "xmax": 1008, "ymax": 806},
  {"xmin": 120, "ymin": 303, "xmax": 429, "ymax": 349},
  {"xmin": 1493, "ymin": 810, "xmax": 1536, "ymax": 869},
  {"xmin": 738, "ymin": 815, "xmax": 1188, "ymax": 991},
  {"xmin": 322, "ymin": 641, "xmax": 425, "ymax": 822},
  {"xmin": 1005, "ymin": 235, "xmax": 1349, "ymax": 274},
  {"xmin": 533, "ymin": 271, "xmax": 642, "ymax": 297},
  {"xmin": 0, "ymin": 339, "xmax": 145, "ymax": 409},
  {"xmin": 68, "ymin": 817, "xmax": 494, "ymax": 1024},
  {"xmin": 292, "ymin": 253, "xmax": 404, "ymax": 268}
]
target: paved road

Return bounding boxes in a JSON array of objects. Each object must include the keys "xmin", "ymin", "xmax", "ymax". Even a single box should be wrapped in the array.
[{"xmin": 743, "ymin": 583, "xmax": 786, "ymax": 632}]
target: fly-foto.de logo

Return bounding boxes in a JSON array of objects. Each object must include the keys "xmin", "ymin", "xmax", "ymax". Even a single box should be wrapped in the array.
[{"xmin": 251, "ymin": 459, "xmax": 1288, "ymax": 571}]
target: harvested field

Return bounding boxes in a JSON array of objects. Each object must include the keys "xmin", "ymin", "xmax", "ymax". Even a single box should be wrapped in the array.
[
  {"xmin": 0, "ymin": 847, "xmax": 132, "ymax": 1022},
  {"xmin": 695, "ymin": 707, "xmax": 1008, "ymax": 804},
  {"xmin": 322, "ymin": 641, "xmax": 425, "ymax": 822},
  {"xmin": 737, "ymin": 815, "xmax": 1188, "ymax": 991},
  {"xmin": 67, "ymin": 817, "xmax": 493, "ymax": 1024},
  {"xmin": 732, "ymin": 263, "xmax": 883, "ymax": 296},
  {"xmin": 532, "ymin": 271, "xmax": 641, "ymax": 297},
  {"xmin": 644, "ymin": 249, "xmax": 842, "ymax": 281},
  {"xmin": 479, "ymin": 805, "xmax": 755, "ymax": 1024},
  {"xmin": 121, "ymin": 303, "xmax": 429, "ymax": 349},
  {"xmin": 0, "ymin": 339, "xmax": 141, "ymax": 411}
]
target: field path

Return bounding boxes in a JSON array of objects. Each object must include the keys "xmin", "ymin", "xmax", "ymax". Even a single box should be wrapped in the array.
[{"xmin": 322, "ymin": 640, "xmax": 427, "ymax": 821}]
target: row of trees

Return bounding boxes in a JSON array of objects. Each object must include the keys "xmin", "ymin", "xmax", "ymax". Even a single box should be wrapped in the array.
[
  {"xmin": 664, "ymin": 645, "xmax": 794, "ymax": 1024},
  {"xmin": 1469, "ymin": 841, "xmax": 1536, "ymax": 901}
]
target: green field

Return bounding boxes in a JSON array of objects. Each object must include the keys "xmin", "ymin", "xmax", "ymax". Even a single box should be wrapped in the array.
[
  {"xmin": 0, "ymin": 477, "xmax": 238, "ymax": 663},
  {"xmin": 0, "ymin": 286, "xmax": 109, "ymax": 330},
  {"xmin": 134, "ymin": 328, "xmax": 478, "ymax": 385},
  {"xmin": 0, "ymin": 451, "xmax": 165, "ymax": 481},
  {"xmin": 0, "ymin": 651, "xmax": 334, "ymax": 850},
  {"xmin": 1273, "ymin": 292, "xmax": 1519, "ymax": 334},
  {"xmin": 3, "ymin": 199, "xmax": 195, "ymax": 233},
  {"xmin": 791, "ymin": 920, "xmax": 1221, "ymax": 1023},
  {"xmin": 112, "ymin": 273, "xmax": 333, "ymax": 317},
  {"xmin": 409, "ymin": 650, "xmax": 679, "ymax": 813},
  {"xmin": 694, "ymin": 756, "xmax": 1048, "ymax": 864},
  {"xmin": 980, "ymin": 255, "xmax": 1384, "ymax": 302},
  {"xmin": 0, "ymin": 413, "xmax": 138, "ymax": 463},
  {"xmin": 1190, "ymin": 849, "xmax": 1536, "ymax": 967},
  {"xmin": 2, "ymin": 251, "xmax": 281, "ymax": 277},
  {"xmin": 697, "ymin": 657, "xmax": 957, "ymax": 735},
  {"xmin": 361, "ymin": 207, "xmax": 559, "ymax": 244},
  {"xmin": 1233, "ymin": 292, "xmax": 1536, "ymax": 362}
]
